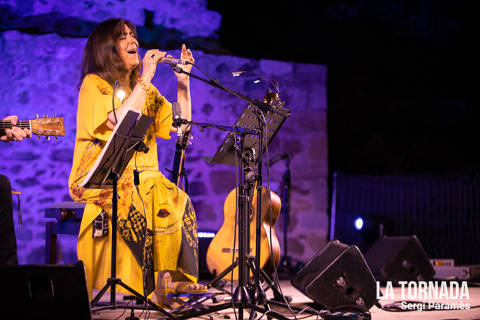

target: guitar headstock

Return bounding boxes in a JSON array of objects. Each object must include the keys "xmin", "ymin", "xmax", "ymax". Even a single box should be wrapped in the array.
[{"xmin": 31, "ymin": 115, "xmax": 65, "ymax": 138}]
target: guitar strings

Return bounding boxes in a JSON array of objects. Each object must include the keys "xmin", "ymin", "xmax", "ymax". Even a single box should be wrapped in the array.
[{"xmin": 0, "ymin": 121, "xmax": 30, "ymax": 129}]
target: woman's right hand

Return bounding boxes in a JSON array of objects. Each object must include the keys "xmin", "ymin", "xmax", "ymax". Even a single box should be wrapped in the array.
[{"xmin": 141, "ymin": 49, "xmax": 166, "ymax": 83}]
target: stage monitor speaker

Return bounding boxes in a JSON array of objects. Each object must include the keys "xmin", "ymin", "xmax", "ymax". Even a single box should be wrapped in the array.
[
  {"xmin": 291, "ymin": 240, "xmax": 377, "ymax": 313},
  {"xmin": 0, "ymin": 262, "xmax": 91, "ymax": 320},
  {"xmin": 365, "ymin": 235, "xmax": 435, "ymax": 283}
]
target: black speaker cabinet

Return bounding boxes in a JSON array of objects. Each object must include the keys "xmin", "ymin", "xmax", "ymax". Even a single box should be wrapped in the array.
[
  {"xmin": 0, "ymin": 262, "xmax": 91, "ymax": 319},
  {"xmin": 365, "ymin": 235, "xmax": 435, "ymax": 283},
  {"xmin": 292, "ymin": 240, "xmax": 377, "ymax": 312}
]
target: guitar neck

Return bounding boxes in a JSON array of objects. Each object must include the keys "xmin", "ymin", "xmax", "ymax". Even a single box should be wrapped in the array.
[
  {"xmin": 1, "ymin": 116, "xmax": 65, "ymax": 137},
  {"xmin": 0, "ymin": 120, "xmax": 30, "ymax": 131}
]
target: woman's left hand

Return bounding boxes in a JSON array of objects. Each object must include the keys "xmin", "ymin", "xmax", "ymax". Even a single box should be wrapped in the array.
[
  {"xmin": 173, "ymin": 43, "xmax": 194, "ymax": 82},
  {"xmin": 0, "ymin": 115, "xmax": 32, "ymax": 141}
]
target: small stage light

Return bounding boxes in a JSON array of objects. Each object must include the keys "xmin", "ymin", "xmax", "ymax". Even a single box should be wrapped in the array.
[
  {"xmin": 352, "ymin": 214, "xmax": 394, "ymax": 252},
  {"xmin": 116, "ymin": 89, "xmax": 126, "ymax": 101},
  {"xmin": 354, "ymin": 217, "xmax": 364, "ymax": 230}
]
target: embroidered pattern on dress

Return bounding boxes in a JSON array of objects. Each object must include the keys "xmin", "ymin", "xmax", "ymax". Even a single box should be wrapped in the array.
[{"xmin": 117, "ymin": 204, "xmax": 155, "ymax": 294}]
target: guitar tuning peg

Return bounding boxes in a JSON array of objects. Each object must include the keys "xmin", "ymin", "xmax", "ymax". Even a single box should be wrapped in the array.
[
  {"xmin": 45, "ymin": 136, "xmax": 50, "ymax": 140},
  {"xmin": 53, "ymin": 114, "xmax": 57, "ymax": 118},
  {"xmin": 54, "ymin": 136, "xmax": 58, "ymax": 141},
  {"xmin": 43, "ymin": 114, "xmax": 48, "ymax": 118},
  {"xmin": 37, "ymin": 135, "xmax": 40, "ymax": 141},
  {"xmin": 35, "ymin": 114, "xmax": 39, "ymax": 119}
]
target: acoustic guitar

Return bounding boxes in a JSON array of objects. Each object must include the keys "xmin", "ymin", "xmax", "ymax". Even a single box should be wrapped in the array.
[
  {"xmin": 1, "ymin": 115, "xmax": 64, "ymax": 230},
  {"xmin": 206, "ymin": 186, "xmax": 281, "ymax": 280},
  {"xmin": 0, "ymin": 115, "xmax": 65, "ymax": 139},
  {"xmin": 206, "ymin": 90, "xmax": 283, "ymax": 280}
]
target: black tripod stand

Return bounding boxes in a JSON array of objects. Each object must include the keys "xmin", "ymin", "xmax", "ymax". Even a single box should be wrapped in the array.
[{"xmin": 78, "ymin": 110, "xmax": 178, "ymax": 320}]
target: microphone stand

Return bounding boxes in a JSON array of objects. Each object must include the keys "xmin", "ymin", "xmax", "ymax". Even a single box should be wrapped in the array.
[
  {"xmin": 277, "ymin": 157, "xmax": 295, "ymax": 279},
  {"xmin": 171, "ymin": 66, "xmax": 291, "ymax": 320},
  {"xmin": 171, "ymin": 66, "xmax": 290, "ymax": 118}
]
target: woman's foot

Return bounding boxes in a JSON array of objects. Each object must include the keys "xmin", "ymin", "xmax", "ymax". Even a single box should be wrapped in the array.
[{"xmin": 152, "ymin": 270, "xmax": 207, "ymax": 310}]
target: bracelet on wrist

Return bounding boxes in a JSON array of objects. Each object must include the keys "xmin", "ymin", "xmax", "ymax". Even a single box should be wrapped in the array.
[{"xmin": 137, "ymin": 78, "xmax": 150, "ymax": 92}]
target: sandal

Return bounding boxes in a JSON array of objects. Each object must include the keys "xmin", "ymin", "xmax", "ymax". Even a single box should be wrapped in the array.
[{"xmin": 152, "ymin": 271, "xmax": 208, "ymax": 310}]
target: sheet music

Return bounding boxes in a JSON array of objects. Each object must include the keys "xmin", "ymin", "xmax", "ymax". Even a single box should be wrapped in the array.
[{"xmin": 210, "ymin": 103, "xmax": 289, "ymax": 166}]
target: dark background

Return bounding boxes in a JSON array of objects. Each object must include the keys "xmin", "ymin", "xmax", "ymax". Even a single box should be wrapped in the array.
[
  {"xmin": 207, "ymin": 0, "xmax": 477, "ymax": 175},
  {"xmin": 206, "ymin": 1, "xmax": 480, "ymax": 265}
]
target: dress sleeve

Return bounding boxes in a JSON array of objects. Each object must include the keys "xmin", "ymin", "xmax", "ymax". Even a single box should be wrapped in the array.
[
  {"xmin": 146, "ymin": 86, "xmax": 173, "ymax": 140},
  {"xmin": 77, "ymin": 75, "xmax": 121, "ymax": 142}
]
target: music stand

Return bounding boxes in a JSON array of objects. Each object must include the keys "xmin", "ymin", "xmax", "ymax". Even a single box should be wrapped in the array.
[
  {"xmin": 209, "ymin": 102, "xmax": 288, "ymax": 166},
  {"xmin": 79, "ymin": 109, "xmax": 178, "ymax": 320}
]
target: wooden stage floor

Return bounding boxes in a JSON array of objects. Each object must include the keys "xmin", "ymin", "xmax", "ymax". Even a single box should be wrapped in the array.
[{"xmin": 91, "ymin": 280, "xmax": 480, "ymax": 320}]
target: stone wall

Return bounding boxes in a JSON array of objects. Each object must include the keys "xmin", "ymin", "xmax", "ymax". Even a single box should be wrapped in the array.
[
  {"xmin": 1, "ymin": 0, "xmax": 221, "ymax": 38},
  {"xmin": 0, "ymin": 0, "xmax": 328, "ymax": 267}
]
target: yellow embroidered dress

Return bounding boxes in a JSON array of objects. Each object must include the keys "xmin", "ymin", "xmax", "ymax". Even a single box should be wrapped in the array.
[{"xmin": 68, "ymin": 74, "xmax": 198, "ymax": 297}]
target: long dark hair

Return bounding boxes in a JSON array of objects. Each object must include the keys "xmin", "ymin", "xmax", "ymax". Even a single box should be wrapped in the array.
[{"xmin": 80, "ymin": 18, "xmax": 140, "ymax": 89}]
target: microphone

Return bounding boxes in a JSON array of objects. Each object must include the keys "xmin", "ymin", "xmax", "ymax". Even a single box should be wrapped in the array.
[
  {"xmin": 172, "ymin": 102, "xmax": 182, "ymax": 121},
  {"xmin": 173, "ymin": 102, "xmax": 183, "ymax": 139},
  {"xmin": 172, "ymin": 102, "xmax": 189, "ymax": 130},
  {"xmin": 159, "ymin": 57, "xmax": 191, "ymax": 66}
]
